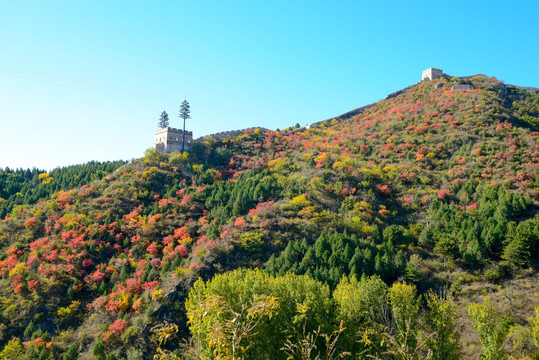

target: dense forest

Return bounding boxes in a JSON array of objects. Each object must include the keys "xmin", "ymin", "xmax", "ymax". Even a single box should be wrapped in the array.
[
  {"xmin": 0, "ymin": 75, "xmax": 538, "ymax": 359},
  {"xmin": 0, "ymin": 161, "xmax": 127, "ymax": 219}
]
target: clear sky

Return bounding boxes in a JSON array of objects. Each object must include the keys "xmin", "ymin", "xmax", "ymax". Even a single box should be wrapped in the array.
[{"xmin": 1, "ymin": 1, "xmax": 538, "ymax": 170}]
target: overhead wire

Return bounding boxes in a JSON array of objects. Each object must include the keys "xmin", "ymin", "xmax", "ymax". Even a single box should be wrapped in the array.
[{"xmin": 0, "ymin": 64, "xmax": 178, "ymax": 104}]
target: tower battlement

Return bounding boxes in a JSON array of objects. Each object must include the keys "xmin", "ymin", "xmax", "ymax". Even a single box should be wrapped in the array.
[
  {"xmin": 422, "ymin": 68, "xmax": 443, "ymax": 81},
  {"xmin": 154, "ymin": 127, "xmax": 193, "ymax": 153}
]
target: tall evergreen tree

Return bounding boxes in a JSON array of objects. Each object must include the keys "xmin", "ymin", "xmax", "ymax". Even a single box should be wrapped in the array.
[
  {"xmin": 179, "ymin": 100, "xmax": 191, "ymax": 152},
  {"xmin": 158, "ymin": 111, "xmax": 169, "ymax": 128}
]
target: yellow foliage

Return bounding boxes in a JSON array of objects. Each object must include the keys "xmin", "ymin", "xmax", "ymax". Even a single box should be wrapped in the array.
[
  {"xmin": 117, "ymin": 292, "xmax": 131, "ymax": 312},
  {"xmin": 289, "ymin": 194, "xmax": 311, "ymax": 207},
  {"xmin": 57, "ymin": 306, "xmax": 72, "ymax": 318},
  {"xmin": 532, "ymin": 305, "xmax": 539, "ymax": 349},
  {"xmin": 38, "ymin": 172, "xmax": 55, "ymax": 184},
  {"xmin": 298, "ymin": 206, "xmax": 317, "ymax": 218},
  {"xmin": 175, "ymin": 266, "xmax": 185, "ymax": 278},
  {"xmin": 9, "ymin": 263, "xmax": 26, "ymax": 278},
  {"xmin": 268, "ymin": 158, "xmax": 286, "ymax": 171},
  {"xmin": 310, "ymin": 177, "xmax": 323, "ymax": 191},
  {"xmin": 69, "ymin": 300, "xmax": 80, "ymax": 312},
  {"xmin": 192, "ymin": 164, "xmax": 204, "ymax": 174},
  {"xmin": 361, "ymin": 224, "xmax": 375, "ymax": 234},
  {"xmin": 179, "ymin": 235, "xmax": 192, "ymax": 245},
  {"xmin": 152, "ymin": 289, "xmax": 164, "ymax": 302}
]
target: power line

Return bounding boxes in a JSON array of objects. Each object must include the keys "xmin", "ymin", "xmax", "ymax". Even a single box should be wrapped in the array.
[{"xmin": 0, "ymin": 64, "xmax": 177, "ymax": 104}]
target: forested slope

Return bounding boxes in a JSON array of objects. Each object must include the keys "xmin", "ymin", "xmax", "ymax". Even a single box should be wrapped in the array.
[
  {"xmin": 0, "ymin": 161, "xmax": 127, "ymax": 219},
  {"xmin": 0, "ymin": 75, "xmax": 538, "ymax": 359}
]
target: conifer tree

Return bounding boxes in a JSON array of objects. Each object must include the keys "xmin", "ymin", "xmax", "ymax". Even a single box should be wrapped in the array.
[
  {"xmin": 158, "ymin": 111, "xmax": 169, "ymax": 129},
  {"xmin": 63, "ymin": 344, "xmax": 79, "ymax": 360},
  {"xmin": 179, "ymin": 100, "xmax": 191, "ymax": 152}
]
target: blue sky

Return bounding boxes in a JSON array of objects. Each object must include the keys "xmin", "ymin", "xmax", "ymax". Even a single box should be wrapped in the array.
[{"xmin": 1, "ymin": 1, "xmax": 538, "ymax": 170}]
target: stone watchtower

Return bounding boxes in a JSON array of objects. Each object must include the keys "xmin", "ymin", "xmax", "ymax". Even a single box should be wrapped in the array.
[
  {"xmin": 422, "ymin": 68, "xmax": 443, "ymax": 81},
  {"xmin": 154, "ymin": 127, "xmax": 193, "ymax": 153}
]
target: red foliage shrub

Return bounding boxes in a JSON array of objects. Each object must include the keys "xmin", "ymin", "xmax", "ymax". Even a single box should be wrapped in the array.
[
  {"xmin": 103, "ymin": 319, "xmax": 129, "ymax": 342},
  {"xmin": 82, "ymin": 259, "xmax": 95, "ymax": 269},
  {"xmin": 466, "ymin": 203, "xmax": 478, "ymax": 211},
  {"xmin": 88, "ymin": 296, "xmax": 108, "ymax": 311},
  {"xmin": 176, "ymin": 245, "xmax": 189, "ymax": 258},
  {"xmin": 376, "ymin": 185, "xmax": 391, "ymax": 196},
  {"xmin": 234, "ymin": 217, "xmax": 247, "ymax": 229},
  {"xmin": 28, "ymin": 279, "xmax": 38, "ymax": 292},
  {"xmin": 437, "ymin": 189, "xmax": 450, "ymax": 199},
  {"xmin": 55, "ymin": 194, "xmax": 71, "ymax": 208},
  {"xmin": 90, "ymin": 269, "xmax": 106, "ymax": 283},
  {"xmin": 12, "ymin": 274, "xmax": 23, "ymax": 294},
  {"xmin": 46, "ymin": 249, "xmax": 59, "ymax": 263},
  {"xmin": 162, "ymin": 235, "xmax": 174, "ymax": 247},
  {"xmin": 146, "ymin": 243, "xmax": 159, "ymax": 255},
  {"xmin": 125, "ymin": 277, "xmax": 143, "ymax": 294},
  {"xmin": 173, "ymin": 227, "xmax": 189, "ymax": 240},
  {"xmin": 24, "ymin": 217, "xmax": 40, "ymax": 231},
  {"xmin": 150, "ymin": 258, "xmax": 161, "ymax": 268},
  {"xmin": 249, "ymin": 201, "xmax": 275, "ymax": 216},
  {"xmin": 142, "ymin": 280, "xmax": 159, "ymax": 290}
]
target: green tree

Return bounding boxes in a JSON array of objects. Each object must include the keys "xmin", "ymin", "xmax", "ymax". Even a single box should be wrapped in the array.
[
  {"xmin": 424, "ymin": 292, "xmax": 461, "ymax": 360},
  {"xmin": 185, "ymin": 269, "xmax": 333, "ymax": 360},
  {"xmin": 467, "ymin": 297, "xmax": 509, "ymax": 360},
  {"xmin": 158, "ymin": 111, "xmax": 169, "ymax": 129},
  {"xmin": 92, "ymin": 341, "xmax": 106, "ymax": 360},
  {"xmin": 404, "ymin": 254, "xmax": 422, "ymax": 283},
  {"xmin": 501, "ymin": 221, "xmax": 535, "ymax": 268},
  {"xmin": 531, "ymin": 305, "xmax": 539, "ymax": 357},
  {"xmin": 387, "ymin": 281, "xmax": 422, "ymax": 359},
  {"xmin": 179, "ymin": 100, "xmax": 191, "ymax": 152},
  {"xmin": 192, "ymin": 294, "xmax": 279, "ymax": 360},
  {"xmin": 433, "ymin": 237, "xmax": 458, "ymax": 268},
  {"xmin": 0, "ymin": 337, "xmax": 25, "ymax": 359},
  {"xmin": 23, "ymin": 320, "xmax": 37, "ymax": 339},
  {"xmin": 63, "ymin": 344, "xmax": 79, "ymax": 360}
]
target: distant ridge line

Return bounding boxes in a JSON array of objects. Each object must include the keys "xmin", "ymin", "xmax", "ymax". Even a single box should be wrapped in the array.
[
  {"xmin": 195, "ymin": 127, "xmax": 269, "ymax": 141},
  {"xmin": 311, "ymin": 84, "xmax": 416, "ymax": 127},
  {"xmin": 194, "ymin": 75, "xmax": 537, "ymax": 143}
]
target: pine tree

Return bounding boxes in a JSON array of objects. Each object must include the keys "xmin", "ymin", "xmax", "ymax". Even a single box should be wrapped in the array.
[
  {"xmin": 179, "ymin": 100, "xmax": 191, "ymax": 152},
  {"xmin": 63, "ymin": 344, "xmax": 79, "ymax": 360},
  {"xmin": 92, "ymin": 341, "xmax": 106, "ymax": 360},
  {"xmin": 158, "ymin": 111, "xmax": 169, "ymax": 129}
]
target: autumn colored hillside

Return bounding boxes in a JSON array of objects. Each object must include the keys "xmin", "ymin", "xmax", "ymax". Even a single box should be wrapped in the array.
[{"xmin": 1, "ymin": 74, "xmax": 538, "ymax": 359}]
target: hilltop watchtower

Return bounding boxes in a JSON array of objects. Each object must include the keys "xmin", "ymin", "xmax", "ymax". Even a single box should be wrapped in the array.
[
  {"xmin": 422, "ymin": 68, "xmax": 443, "ymax": 81},
  {"xmin": 154, "ymin": 127, "xmax": 193, "ymax": 153}
]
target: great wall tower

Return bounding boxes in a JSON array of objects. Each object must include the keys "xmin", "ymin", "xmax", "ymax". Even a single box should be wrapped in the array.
[{"xmin": 154, "ymin": 127, "xmax": 193, "ymax": 153}]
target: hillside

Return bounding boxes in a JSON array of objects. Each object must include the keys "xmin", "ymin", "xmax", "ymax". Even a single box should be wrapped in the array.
[
  {"xmin": 0, "ymin": 75, "xmax": 539, "ymax": 359},
  {"xmin": 0, "ymin": 161, "xmax": 127, "ymax": 219}
]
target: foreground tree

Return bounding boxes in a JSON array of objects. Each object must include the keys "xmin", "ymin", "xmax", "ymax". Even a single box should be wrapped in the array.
[
  {"xmin": 424, "ymin": 292, "xmax": 461, "ymax": 360},
  {"xmin": 185, "ymin": 269, "xmax": 333, "ymax": 360},
  {"xmin": 467, "ymin": 297, "xmax": 509, "ymax": 360},
  {"xmin": 158, "ymin": 111, "xmax": 170, "ymax": 128}
]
